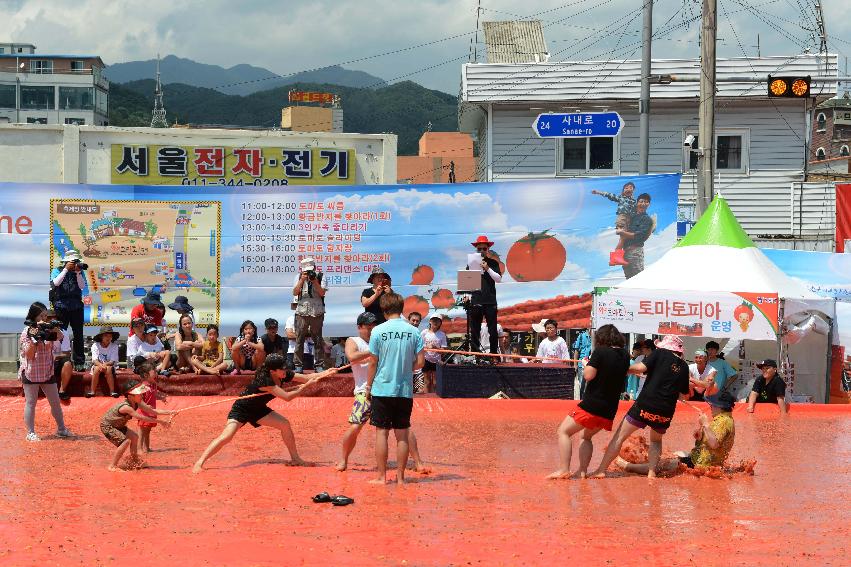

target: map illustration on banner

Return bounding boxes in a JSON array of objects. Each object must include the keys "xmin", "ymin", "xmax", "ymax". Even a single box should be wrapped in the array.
[
  {"xmin": 0, "ymin": 174, "xmax": 680, "ymax": 334},
  {"xmin": 51, "ymin": 200, "xmax": 220, "ymax": 325}
]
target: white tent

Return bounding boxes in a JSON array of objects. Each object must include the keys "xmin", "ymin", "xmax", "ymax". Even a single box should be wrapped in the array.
[{"xmin": 594, "ymin": 197, "xmax": 836, "ymax": 402}]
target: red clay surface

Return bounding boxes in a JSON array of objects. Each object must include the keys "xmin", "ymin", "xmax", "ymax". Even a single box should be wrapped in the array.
[{"xmin": 1, "ymin": 397, "xmax": 848, "ymax": 566}]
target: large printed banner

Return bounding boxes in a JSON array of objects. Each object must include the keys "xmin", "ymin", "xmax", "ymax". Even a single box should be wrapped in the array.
[
  {"xmin": 593, "ymin": 288, "xmax": 780, "ymax": 340},
  {"xmin": 0, "ymin": 174, "xmax": 680, "ymax": 335}
]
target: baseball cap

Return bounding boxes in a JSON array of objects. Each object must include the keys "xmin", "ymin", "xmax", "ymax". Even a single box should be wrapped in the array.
[
  {"xmin": 756, "ymin": 359, "xmax": 777, "ymax": 369},
  {"xmin": 144, "ymin": 324, "xmax": 159, "ymax": 334}
]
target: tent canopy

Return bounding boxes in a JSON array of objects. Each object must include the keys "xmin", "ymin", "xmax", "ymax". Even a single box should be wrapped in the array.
[{"xmin": 616, "ymin": 198, "xmax": 831, "ymax": 306}]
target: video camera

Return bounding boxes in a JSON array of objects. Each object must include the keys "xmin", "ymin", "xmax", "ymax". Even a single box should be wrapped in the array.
[
  {"xmin": 70, "ymin": 258, "xmax": 89, "ymax": 271},
  {"xmin": 25, "ymin": 319, "xmax": 62, "ymax": 342}
]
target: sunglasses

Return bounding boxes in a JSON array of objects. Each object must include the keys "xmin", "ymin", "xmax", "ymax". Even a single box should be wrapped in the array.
[{"xmin": 476, "ymin": 246, "xmax": 489, "ymax": 251}]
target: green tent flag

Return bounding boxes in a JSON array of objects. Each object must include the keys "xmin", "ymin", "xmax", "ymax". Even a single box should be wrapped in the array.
[{"xmin": 675, "ymin": 196, "xmax": 756, "ymax": 249}]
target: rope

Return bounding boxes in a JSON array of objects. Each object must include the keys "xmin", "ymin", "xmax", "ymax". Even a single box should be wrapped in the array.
[
  {"xmin": 423, "ymin": 347, "xmax": 580, "ymax": 364},
  {"xmin": 171, "ymin": 364, "xmax": 351, "ymax": 415}
]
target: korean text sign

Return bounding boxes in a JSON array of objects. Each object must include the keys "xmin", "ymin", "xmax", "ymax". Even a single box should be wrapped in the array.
[
  {"xmin": 111, "ymin": 145, "xmax": 354, "ymax": 186},
  {"xmin": 593, "ymin": 288, "xmax": 779, "ymax": 340}
]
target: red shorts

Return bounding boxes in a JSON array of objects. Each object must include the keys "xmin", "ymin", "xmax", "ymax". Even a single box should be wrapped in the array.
[
  {"xmin": 572, "ymin": 407, "xmax": 614, "ymax": 431},
  {"xmin": 138, "ymin": 412, "xmax": 156, "ymax": 429}
]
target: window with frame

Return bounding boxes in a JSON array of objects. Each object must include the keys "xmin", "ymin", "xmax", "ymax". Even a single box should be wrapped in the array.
[
  {"xmin": 0, "ymin": 83, "xmax": 15, "ymax": 109},
  {"xmin": 816, "ymin": 112, "xmax": 827, "ymax": 131},
  {"xmin": 59, "ymin": 86, "xmax": 93, "ymax": 110},
  {"xmin": 70, "ymin": 60, "xmax": 85, "ymax": 73},
  {"xmin": 815, "ymin": 147, "xmax": 826, "ymax": 160},
  {"xmin": 559, "ymin": 137, "xmax": 618, "ymax": 173},
  {"xmin": 20, "ymin": 85, "xmax": 54, "ymax": 110},
  {"xmin": 26, "ymin": 117, "xmax": 48, "ymax": 124},
  {"xmin": 29, "ymin": 59, "xmax": 53, "ymax": 74},
  {"xmin": 840, "ymin": 145, "xmax": 849, "ymax": 157},
  {"xmin": 683, "ymin": 129, "xmax": 749, "ymax": 173},
  {"xmin": 64, "ymin": 117, "xmax": 85, "ymax": 125}
]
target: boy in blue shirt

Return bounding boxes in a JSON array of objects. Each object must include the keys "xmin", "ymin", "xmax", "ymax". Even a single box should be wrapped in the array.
[{"xmin": 366, "ymin": 292, "xmax": 424, "ymax": 484}]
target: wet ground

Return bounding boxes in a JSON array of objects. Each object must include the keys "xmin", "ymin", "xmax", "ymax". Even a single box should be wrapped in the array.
[{"xmin": 0, "ymin": 397, "xmax": 848, "ymax": 566}]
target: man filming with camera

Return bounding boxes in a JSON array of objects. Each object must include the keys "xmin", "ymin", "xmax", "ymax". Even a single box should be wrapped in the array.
[
  {"xmin": 50, "ymin": 251, "xmax": 88, "ymax": 371},
  {"xmin": 291, "ymin": 257, "xmax": 331, "ymax": 372},
  {"xmin": 20, "ymin": 301, "xmax": 73, "ymax": 441}
]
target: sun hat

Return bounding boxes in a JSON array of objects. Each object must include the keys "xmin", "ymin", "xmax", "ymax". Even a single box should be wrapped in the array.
[
  {"xmin": 167, "ymin": 295, "xmax": 194, "ymax": 312},
  {"xmin": 93, "ymin": 325, "xmax": 120, "ymax": 342},
  {"xmin": 531, "ymin": 319, "xmax": 550, "ymax": 333},
  {"xmin": 756, "ymin": 359, "xmax": 778, "ymax": 369},
  {"xmin": 367, "ymin": 266, "xmax": 392, "ymax": 284},
  {"xmin": 470, "ymin": 235, "xmax": 494, "ymax": 248},
  {"xmin": 142, "ymin": 291, "xmax": 164, "ymax": 309},
  {"xmin": 61, "ymin": 250, "xmax": 82, "ymax": 263},
  {"xmin": 127, "ymin": 383, "xmax": 150, "ymax": 396},
  {"xmin": 656, "ymin": 334, "xmax": 684, "ymax": 353}
]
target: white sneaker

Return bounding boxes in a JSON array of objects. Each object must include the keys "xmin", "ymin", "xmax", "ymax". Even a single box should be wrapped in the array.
[
  {"xmin": 56, "ymin": 428, "xmax": 75, "ymax": 438},
  {"xmin": 26, "ymin": 432, "xmax": 40, "ymax": 442}
]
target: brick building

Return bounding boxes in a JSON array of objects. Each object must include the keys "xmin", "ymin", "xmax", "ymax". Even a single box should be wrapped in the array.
[
  {"xmin": 397, "ymin": 132, "xmax": 476, "ymax": 184},
  {"xmin": 811, "ymin": 92, "xmax": 851, "ymax": 161}
]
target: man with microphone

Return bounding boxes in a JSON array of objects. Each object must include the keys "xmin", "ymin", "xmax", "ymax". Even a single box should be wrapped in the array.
[{"xmin": 466, "ymin": 235, "xmax": 502, "ymax": 355}]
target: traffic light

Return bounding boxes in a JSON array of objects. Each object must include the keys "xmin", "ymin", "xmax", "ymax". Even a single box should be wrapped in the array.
[{"xmin": 768, "ymin": 75, "xmax": 811, "ymax": 98}]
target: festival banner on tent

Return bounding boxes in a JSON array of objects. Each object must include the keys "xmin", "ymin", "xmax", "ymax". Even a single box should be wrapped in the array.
[
  {"xmin": 0, "ymin": 174, "xmax": 680, "ymax": 335},
  {"xmin": 593, "ymin": 287, "xmax": 779, "ymax": 340}
]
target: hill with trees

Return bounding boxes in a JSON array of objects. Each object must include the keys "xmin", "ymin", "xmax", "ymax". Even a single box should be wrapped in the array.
[{"xmin": 108, "ymin": 80, "xmax": 459, "ymax": 155}]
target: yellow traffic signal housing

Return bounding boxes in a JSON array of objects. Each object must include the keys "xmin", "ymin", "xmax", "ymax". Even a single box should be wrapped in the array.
[{"xmin": 768, "ymin": 76, "xmax": 811, "ymax": 98}]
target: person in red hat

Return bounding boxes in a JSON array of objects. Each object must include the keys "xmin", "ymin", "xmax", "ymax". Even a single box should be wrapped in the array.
[{"xmin": 466, "ymin": 235, "xmax": 503, "ymax": 355}]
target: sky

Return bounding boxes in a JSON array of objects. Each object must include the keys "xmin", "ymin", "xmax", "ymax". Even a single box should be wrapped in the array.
[{"xmin": 2, "ymin": 0, "xmax": 850, "ymax": 94}]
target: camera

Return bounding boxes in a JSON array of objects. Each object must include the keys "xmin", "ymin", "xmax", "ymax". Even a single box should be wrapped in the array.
[
  {"xmin": 26, "ymin": 319, "xmax": 62, "ymax": 342},
  {"xmin": 71, "ymin": 259, "xmax": 89, "ymax": 271},
  {"xmin": 305, "ymin": 269, "xmax": 317, "ymax": 279}
]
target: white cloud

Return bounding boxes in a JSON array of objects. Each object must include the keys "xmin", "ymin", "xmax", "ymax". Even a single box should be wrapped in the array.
[{"xmin": 3, "ymin": 1, "xmax": 837, "ymax": 93}]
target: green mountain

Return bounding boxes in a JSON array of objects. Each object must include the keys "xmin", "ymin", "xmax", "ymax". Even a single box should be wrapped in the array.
[
  {"xmin": 105, "ymin": 55, "xmax": 387, "ymax": 96},
  {"xmin": 108, "ymin": 80, "xmax": 459, "ymax": 156}
]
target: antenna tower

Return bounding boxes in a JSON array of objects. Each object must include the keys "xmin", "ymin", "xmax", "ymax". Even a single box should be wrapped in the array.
[{"xmin": 151, "ymin": 54, "xmax": 168, "ymax": 128}]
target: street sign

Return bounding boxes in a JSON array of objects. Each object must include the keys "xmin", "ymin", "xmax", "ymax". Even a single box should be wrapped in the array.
[{"xmin": 532, "ymin": 112, "xmax": 624, "ymax": 138}]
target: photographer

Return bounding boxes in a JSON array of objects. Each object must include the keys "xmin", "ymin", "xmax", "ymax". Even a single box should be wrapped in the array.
[
  {"xmin": 20, "ymin": 302, "xmax": 73, "ymax": 441},
  {"xmin": 291, "ymin": 257, "xmax": 331, "ymax": 372},
  {"xmin": 361, "ymin": 267, "xmax": 393, "ymax": 324},
  {"xmin": 50, "ymin": 251, "xmax": 88, "ymax": 371},
  {"xmin": 466, "ymin": 236, "xmax": 502, "ymax": 354}
]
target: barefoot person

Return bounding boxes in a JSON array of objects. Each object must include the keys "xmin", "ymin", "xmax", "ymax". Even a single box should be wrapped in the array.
[
  {"xmin": 337, "ymin": 312, "xmax": 427, "ymax": 472},
  {"xmin": 365, "ymin": 292, "xmax": 425, "ymax": 484},
  {"xmin": 192, "ymin": 354, "xmax": 334, "ymax": 473},
  {"xmin": 591, "ymin": 334, "xmax": 690, "ymax": 479},
  {"xmin": 547, "ymin": 324, "xmax": 629, "ymax": 479},
  {"xmin": 100, "ymin": 380, "xmax": 174, "ymax": 471},
  {"xmin": 617, "ymin": 391, "xmax": 737, "ymax": 475}
]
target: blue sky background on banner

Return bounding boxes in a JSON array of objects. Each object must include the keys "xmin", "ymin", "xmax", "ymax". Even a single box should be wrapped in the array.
[
  {"xmin": 762, "ymin": 248, "xmax": 851, "ymax": 349},
  {"xmin": 0, "ymin": 175, "xmax": 679, "ymax": 335}
]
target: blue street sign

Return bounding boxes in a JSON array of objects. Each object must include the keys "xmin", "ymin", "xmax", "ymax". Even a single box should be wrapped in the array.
[{"xmin": 532, "ymin": 112, "xmax": 624, "ymax": 138}]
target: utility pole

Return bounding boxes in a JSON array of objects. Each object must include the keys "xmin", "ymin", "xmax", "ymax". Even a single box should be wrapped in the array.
[
  {"xmin": 815, "ymin": 0, "xmax": 828, "ymax": 75},
  {"xmin": 151, "ymin": 54, "xmax": 168, "ymax": 128},
  {"xmin": 696, "ymin": 0, "xmax": 717, "ymax": 217},
  {"xmin": 639, "ymin": 0, "xmax": 653, "ymax": 175}
]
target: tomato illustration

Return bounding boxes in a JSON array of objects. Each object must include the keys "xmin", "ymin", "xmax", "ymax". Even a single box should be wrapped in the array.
[
  {"xmin": 431, "ymin": 288, "xmax": 455, "ymax": 309},
  {"xmin": 505, "ymin": 230, "xmax": 566, "ymax": 282},
  {"xmin": 410, "ymin": 264, "xmax": 435, "ymax": 285},
  {"xmin": 403, "ymin": 295, "xmax": 430, "ymax": 318},
  {"xmin": 733, "ymin": 302, "xmax": 754, "ymax": 331}
]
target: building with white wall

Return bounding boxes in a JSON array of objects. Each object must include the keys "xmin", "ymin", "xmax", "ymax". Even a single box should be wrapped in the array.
[
  {"xmin": 460, "ymin": 54, "xmax": 839, "ymax": 250},
  {"xmin": 0, "ymin": 43, "xmax": 109, "ymax": 126},
  {"xmin": 0, "ymin": 124, "xmax": 397, "ymax": 185}
]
